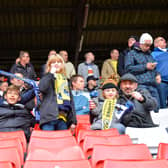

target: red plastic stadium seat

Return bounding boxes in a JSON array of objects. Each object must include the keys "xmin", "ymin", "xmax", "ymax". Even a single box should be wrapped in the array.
[
  {"xmin": 0, "ymin": 138, "xmax": 24, "ymax": 165},
  {"xmin": 75, "ymin": 123, "xmax": 91, "ymax": 137},
  {"xmin": 83, "ymin": 135, "xmax": 132, "ymax": 158},
  {"xmin": 91, "ymin": 144, "xmax": 152, "ymax": 168},
  {"xmin": 28, "ymin": 136, "xmax": 77, "ymax": 153},
  {"xmin": 103, "ymin": 159, "xmax": 168, "ymax": 168},
  {"xmin": 24, "ymin": 160, "xmax": 91, "ymax": 168},
  {"xmin": 77, "ymin": 128, "xmax": 119, "ymax": 147},
  {"xmin": 0, "ymin": 131, "xmax": 27, "ymax": 152},
  {"xmin": 0, "ymin": 162, "xmax": 13, "ymax": 168},
  {"xmin": 157, "ymin": 143, "xmax": 168, "ymax": 160},
  {"xmin": 26, "ymin": 146, "xmax": 86, "ymax": 161},
  {"xmin": 0, "ymin": 147, "xmax": 21, "ymax": 168},
  {"xmin": 34, "ymin": 124, "xmax": 40, "ymax": 130},
  {"xmin": 76, "ymin": 115, "xmax": 90, "ymax": 124}
]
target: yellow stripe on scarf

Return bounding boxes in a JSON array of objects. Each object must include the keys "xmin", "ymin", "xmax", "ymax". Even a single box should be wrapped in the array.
[{"xmin": 102, "ymin": 99, "xmax": 117, "ymax": 130}]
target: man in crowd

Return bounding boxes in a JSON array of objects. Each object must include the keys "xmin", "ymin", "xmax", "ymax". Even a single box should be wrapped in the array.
[
  {"xmin": 152, "ymin": 37, "xmax": 168, "ymax": 108},
  {"xmin": 125, "ymin": 33, "xmax": 161, "ymax": 112}
]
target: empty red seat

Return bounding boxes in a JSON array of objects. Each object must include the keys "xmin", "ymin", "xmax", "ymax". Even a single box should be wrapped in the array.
[
  {"xmin": 77, "ymin": 128, "xmax": 119, "ymax": 147},
  {"xmin": 83, "ymin": 135, "xmax": 132, "ymax": 158},
  {"xmin": 0, "ymin": 147, "xmax": 21, "ymax": 168},
  {"xmin": 0, "ymin": 131, "xmax": 27, "ymax": 152},
  {"xmin": 28, "ymin": 136, "xmax": 77, "ymax": 153},
  {"xmin": 26, "ymin": 146, "xmax": 86, "ymax": 161},
  {"xmin": 75, "ymin": 123, "xmax": 91, "ymax": 137},
  {"xmin": 24, "ymin": 160, "xmax": 91, "ymax": 168},
  {"xmin": 91, "ymin": 144, "xmax": 152, "ymax": 168},
  {"xmin": 76, "ymin": 115, "xmax": 90, "ymax": 124},
  {"xmin": 103, "ymin": 159, "xmax": 168, "ymax": 168},
  {"xmin": 0, "ymin": 162, "xmax": 13, "ymax": 168},
  {"xmin": 157, "ymin": 143, "xmax": 168, "ymax": 160}
]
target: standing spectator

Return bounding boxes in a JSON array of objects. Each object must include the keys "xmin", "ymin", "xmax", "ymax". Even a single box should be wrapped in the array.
[
  {"xmin": 78, "ymin": 52, "xmax": 100, "ymax": 86},
  {"xmin": 125, "ymin": 33, "xmax": 160, "ymax": 112},
  {"xmin": 39, "ymin": 54, "xmax": 76, "ymax": 131},
  {"xmin": 152, "ymin": 37, "xmax": 168, "ymax": 108},
  {"xmin": 71, "ymin": 75, "xmax": 90, "ymax": 115},
  {"xmin": 59, "ymin": 50, "xmax": 76, "ymax": 80},
  {"xmin": 117, "ymin": 35, "xmax": 137, "ymax": 76},
  {"xmin": 101, "ymin": 49, "xmax": 120, "ymax": 83},
  {"xmin": 10, "ymin": 51, "xmax": 37, "ymax": 80},
  {"xmin": 40, "ymin": 50, "xmax": 57, "ymax": 77},
  {"xmin": 119, "ymin": 73, "xmax": 158, "ymax": 128}
]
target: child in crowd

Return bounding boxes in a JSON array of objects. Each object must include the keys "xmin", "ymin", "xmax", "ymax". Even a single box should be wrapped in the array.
[
  {"xmin": 90, "ymin": 80, "xmax": 131, "ymax": 134},
  {"xmin": 0, "ymin": 85, "xmax": 35, "ymax": 141},
  {"xmin": 39, "ymin": 54, "xmax": 76, "ymax": 131},
  {"xmin": 0, "ymin": 81, "xmax": 8, "ymax": 99}
]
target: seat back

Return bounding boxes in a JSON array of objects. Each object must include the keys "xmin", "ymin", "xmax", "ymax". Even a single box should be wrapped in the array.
[
  {"xmin": 75, "ymin": 123, "xmax": 91, "ymax": 137},
  {"xmin": 83, "ymin": 135, "xmax": 132, "ymax": 158},
  {"xmin": 76, "ymin": 115, "xmax": 90, "ymax": 124},
  {"xmin": 24, "ymin": 160, "xmax": 91, "ymax": 168},
  {"xmin": 0, "ymin": 162, "xmax": 13, "ymax": 168},
  {"xmin": 157, "ymin": 143, "xmax": 168, "ymax": 159},
  {"xmin": 91, "ymin": 144, "xmax": 152, "ymax": 168}
]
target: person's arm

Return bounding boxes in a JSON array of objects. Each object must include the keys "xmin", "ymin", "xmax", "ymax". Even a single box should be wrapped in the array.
[
  {"xmin": 117, "ymin": 52, "xmax": 125, "ymax": 76},
  {"xmin": 101, "ymin": 61, "xmax": 110, "ymax": 79},
  {"xmin": 77, "ymin": 63, "xmax": 83, "ymax": 76},
  {"xmin": 20, "ymin": 88, "xmax": 35, "ymax": 104}
]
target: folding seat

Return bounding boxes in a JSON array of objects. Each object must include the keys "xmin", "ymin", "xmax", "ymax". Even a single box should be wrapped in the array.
[
  {"xmin": 157, "ymin": 143, "xmax": 168, "ymax": 159},
  {"xmin": 33, "ymin": 123, "xmax": 40, "ymax": 130},
  {"xmin": 28, "ymin": 136, "xmax": 77, "ymax": 153},
  {"xmin": 24, "ymin": 159, "xmax": 91, "ymax": 168},
  {"xmin": 103, "ymin": 159, "xmax": 168, "ymax": 168},
  {"xmin": 83, "ymin": 135, "xmax": 132, "ymax": 158},
  {"xmin": 0, "ymin": 138, "xmax": 24, "ymax": 165},
  {"xmin": 91, "ymin": 144, "xmax": 152, "ymax": 168},
  {"xmin": 75, "ymin": 123, "xmax": 91, "ymax": 137},
  {"xmin": 0, "ymin": 162, "xmax": 13, "ymax": 168},
  {"xmin": 76, "ymin": 115, "xmax": 90, "ymax": 124},
  {"xmin": 0, "ymin": 147, "xmax": 21, "ymax": 168},
  {"xmin": 26, "ymin": 146, "xmax": 86, "ymax": 161},
  {"xmin": 0, "ymin": 131, "xmax": 27, "ymax": 152},
  {"xmin": 77, "ymin": 128, "xmax": 119, "ymax": 147}
]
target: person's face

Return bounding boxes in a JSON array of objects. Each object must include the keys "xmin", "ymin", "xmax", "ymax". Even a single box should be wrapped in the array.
[
  {"xmin": 11, "ymin": 73, "xmax": 24, "ymax": 87},
  {"xmin": 5, "ymin": 90, "xmax": 20, "ymax": 105},
  {"xmin": 61, "ymin": 51, "xmax": 68, "ymax": 62},
  {"xmin": 110, "ymin": 50, "xmax": 119, "ymax": 60},
  {"xmin": 0, "ymin": 82, "xmax": 8, "ymax": 92},
  {"xmin": 120, "ymin": 80, "xmax": 137, "ymax": 96},
  {"xmin": 50, "ymin": 60, "xmax": 63, "ymax": 73},
  {"xmin": 73, "ymin": 77, "xmax": 85, "ymax": 90},
  {"xmin": 103, "ymin": 88, "xmax": 118, "ymax": 99},
  {"xmin": 157, "ymin": 37, "xmax": 166, "ymax": 49},
  {"xmin": 128, "ymin": 38, "xmax": 136, "ymax": 48},
  {"xmin": 20, "ymin": 53, "xmax": 30, "ymax": 64},
  {"xmin": 140, "ymin": 42, "xmax": 152, "ymax": 52},
  {"xmin": 86, "ymin": 53, "xmax": 95, "ymax": 63},
  {"xmin": 48, "ymin": 50, "xmax": 56, "ymax": 58},
  {"xmin": 88, "ymin": 79, "xmax": 97, "ymax": 87}
]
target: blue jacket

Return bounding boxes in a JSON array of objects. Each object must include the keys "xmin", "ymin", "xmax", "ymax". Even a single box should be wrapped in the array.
[
  {"xmin": 152, "ymin": 48, "xmax": 168, "ymax": 82},
  {"xmin": 71, "ymin": 90, "xmax": 90, "ymax": 115},
  {"xmin": 125, "ymin": 46, "xmax": 158, "ymax": 86}
]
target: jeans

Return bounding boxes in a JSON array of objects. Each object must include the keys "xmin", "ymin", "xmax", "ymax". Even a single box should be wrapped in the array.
[
  {"xmin": 157, "ymin": 82, "xmax": 168, "ymax": 108},
  {"xmin": 41, "ymin": 119, "xmax": 67, "ymax": 131}
]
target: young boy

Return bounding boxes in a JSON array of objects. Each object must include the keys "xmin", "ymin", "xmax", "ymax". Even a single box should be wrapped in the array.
[
  {"xmin": 90, "ymin": 80, "xmax": 128, "ymax": 134},
  {"xmin": 0, "ymin": 85, "xmax": 35, "ymax": 141}
]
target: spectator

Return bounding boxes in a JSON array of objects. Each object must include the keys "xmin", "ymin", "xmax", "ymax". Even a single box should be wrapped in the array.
[
  {"xmin": 117, "ymin": 35, "xmax": 137, "ymax": 76},
  {"xmin": 125, "ymin": 33, "xmax": 160, "ymax": 112},
  {"xmin": 90, "ymin": 79, "xmax": 126, "ymax": 134},
  {"xmin": 71, "ymin": 75, "xmax": 90, "ymax": 115},
  {"xmin": 59, "ymin": 50, "xmax": 76, "ymax": 80},
  {"xmin": 101, "ymin": 49, "xmax": 120, "ymax": 83},
  {"xmin": 78, "ymin": 52, "xmax": 100, "ymax": 86},
  {"xmin": 40, "ymin": 50, "xmax": 57, "ymax": 77},
  {"xmin": 39, "ymin": 54, "xmax": 76, "ymax": 131},
  {"xmin": 119, "ymin": 73, "xmax": 158, "ymax": 128},
  {"xmin": 10, "ymin": 51, "xmax": 37, "ymax": 80},
  {"xmin": 0, "ymin": 85, "xmax": 35, "ymax": 141},
  {"xmin": 152, "ymin": 37, "xmax": 168, "ymax": 108},
  {"xmin": 0, "ymin": 81, "xmax": 8, "ymax": 99}
]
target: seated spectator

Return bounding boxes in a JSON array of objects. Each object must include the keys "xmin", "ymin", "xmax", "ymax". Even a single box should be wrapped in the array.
[
  {"xmin": 0, "ymin": 81, "xmax": 8, "ymax": 99},
  {"xmin": 78, "ymin": 52, "xmax": 100, "ymax": 86},
  {"xmin": 10, "ymin": 51, "xmax": 37, "ymax": 80},
  {"xmin": 101, "ymin": 49, "xmax": 120, "ymax": 83},
  {"xmin": 39, "ymin": 54, "xmax": 76, "ymax": 131},
  {"xmin": 0, "ymin": 85, "xmax": 35, "ymax": 141},
  {"xmin": 152, "ymin": 37, "xmax": 168, "ymax": 108},
  {"xmin": 71, "ymin": 75, "xmax": 90, "ymax": 115},
  {"xmin": 59, "ymin": 50, "xmax": 76, "ymax": 80},
  {"xmin": 118, "ymin": 73, "xmax": 158, "ymax": 128},
  {"xmin": 90, "ymin": 80, "xmax": 126, "ymax": 134}
]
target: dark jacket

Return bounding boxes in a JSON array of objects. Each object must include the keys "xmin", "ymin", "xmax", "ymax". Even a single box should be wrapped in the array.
[
  {"xmin": 39, "ymin": 73, "xmax": 77, "ymax": 127},
  {"xmin": 118, "ymin": 88, "xmax": 158, "ymax": 128},
  {"xmin": 10, "ymin": 62, "xmax": 37, "ymax": 80}
]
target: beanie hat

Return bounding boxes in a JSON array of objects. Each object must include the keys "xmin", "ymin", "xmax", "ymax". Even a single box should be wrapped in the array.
[
  {"xmin": 120, "ymin": 73, "xmax": 138, "ymax": 83},
  {"xmin": 102, "ymin": 79, "xmax": 119, "ymax": 91},
  {"xmin": 139, "ymin": 33, "xmax": 153, "ymax": 44}
]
